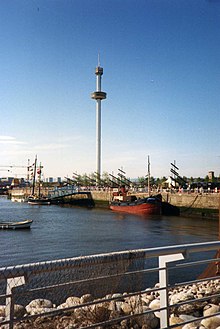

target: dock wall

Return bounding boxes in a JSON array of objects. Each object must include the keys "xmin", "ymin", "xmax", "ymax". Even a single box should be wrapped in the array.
[
  {"xmin": 9, "ymin": 188, "xmax": 220, "ymax": 213},
  {"xmin": 91, "ymin": 191, "xmax": 220, "ymax": 210},
  {"xmin": 164, "ymin": 193, "xmax": 219, "ymax": 210}
]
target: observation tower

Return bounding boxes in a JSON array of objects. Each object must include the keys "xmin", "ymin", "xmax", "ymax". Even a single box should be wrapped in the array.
[{"xmin": 91, "ymin": 58, "xmax": 107, "ymax": 181}]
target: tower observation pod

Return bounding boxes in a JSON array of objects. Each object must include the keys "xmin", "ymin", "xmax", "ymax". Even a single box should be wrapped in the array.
[{"xmin": 91, "ymin": 62, "xmax": 107, "ymax": 183}]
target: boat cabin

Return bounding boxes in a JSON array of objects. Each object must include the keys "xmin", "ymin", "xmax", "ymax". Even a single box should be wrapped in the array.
[{"xmin": 112, "ymin": 193, "xmax": 137, "ymax": 203}]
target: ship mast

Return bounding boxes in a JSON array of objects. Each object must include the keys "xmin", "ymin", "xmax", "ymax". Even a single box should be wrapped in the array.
[
  {"xmin": 37, "ymin": 162, "xmax": 42, "ymax": 198},
  {"xmin": 147, "ymin": 155, "xmax": 150, "ymax": 196},
  {"xmin": 32, "ymin": 155, "xmax": 37, "ymax": 196}
]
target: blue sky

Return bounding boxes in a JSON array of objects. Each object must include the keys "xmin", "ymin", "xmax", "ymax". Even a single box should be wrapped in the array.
[{"xmin": 0, "ymin": 0, "xmax": 220, "ymax": 180}]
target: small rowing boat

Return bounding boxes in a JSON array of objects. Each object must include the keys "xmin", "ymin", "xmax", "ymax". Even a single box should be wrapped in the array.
[
  {"xmin": 28, "ymin": 196, "xmax": 51, "ymax": 205},
  {"xmin": 0, "ymin": 219, "xmax": 33, "ymax": 229}
]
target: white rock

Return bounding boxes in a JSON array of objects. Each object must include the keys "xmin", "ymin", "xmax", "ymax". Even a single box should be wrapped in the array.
[
  {"xmin": 169, "ymin": 314, "xmax": 183, "ymax": 326},
  {"xmin": 201, "ymin": 315, "xmax": 220, "ymax": 329},
  {"xmin": 182, "ymin": 324, "xmax": 198, "ymax": 329},
  {"xmin": 141, "ymin": 296, "xmax": 151, "ymax": 305},
  {"xmin": 149, "ymin": 298, "xmax": 160, "ymax": 318},
  {"xmin": 180, "ymin": 314, "xmax": 200, "ymax": 322},
  {"xmin": 149, "ymin": 298, "xmax": 160, "ymax": 310},
  {"xmin": 127, "ymin": 295, "xmax": 141, "ymax": 308},
  {"xmin": 80, "ymin": 294, "xmax": 93, "ymax": 304},
  {"xmin": 57, "ymin": 302, "xmax": 68, "ymax": 309},
  {"xmin": 0, "ymin": 306, "xmax": 5, "ymax": 317},
  {"xmin": 147, "ymin": 294, "xmax": 155, "ymax": 301},
  {"xmin": 135, "ymin": 308, "xmax": 156, "ymax": 327},
  {"xmin": 27, "ymin": 307, "xmax": 54, "ymax": 315},
  {"xmin": 170, "ymin": 292, "xmax": 194, "ymax": 305},
  {"xmin": 203, "ymin": 304, "xmax": 220, "ymax": 317},
  {"xmin": 115, "ymin": 301, "xmax": 124, "ymax": 312},
  {"xmin": 27, "ymin": 298, "xmax": 53, "ymax": 309},
  {"xmin": 120, "ymin": 302, "xmax": 132, "ymax": 314},
  {"xmin": 112, "ymin": 293, "xmax": 124, "ymax": 300},
  {"xmin": 66, "ymin": 296, "xmax": 81, "ymax": 307},
  {"xmin": 180, "ymin": 314, "xmax": 201, "ymax": 329},
  {"xmin": 108, "ymin": 301, "xmax": 116, "ymax": 311},
  {"xmin": 25, "ymin": 298, "xmax": 54, "ymax": 315},
  {"xmin": 14, "ymin": 304, "xmax": 25, "ymax": 318}
]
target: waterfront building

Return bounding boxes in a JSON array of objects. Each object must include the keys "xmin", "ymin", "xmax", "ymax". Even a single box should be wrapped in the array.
[{"xmin": 208, "ymin": 171, "xmax": 214, "ymax": 180}]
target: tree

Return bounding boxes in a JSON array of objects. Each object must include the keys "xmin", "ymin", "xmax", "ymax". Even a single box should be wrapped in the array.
[
  {"xmin": 204, "ymin": 175, "xmax": 209, "ymax": 182},
  {"xmin": 137, "ymin": 176, "xmax": 146, "ymax": 187}
]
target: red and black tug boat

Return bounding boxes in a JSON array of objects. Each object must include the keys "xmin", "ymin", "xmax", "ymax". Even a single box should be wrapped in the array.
[
  {"xmin": 109, "ymin": 186, "xmax": 180, "ymax": 217},
  {"xmin": 109, "ymin": 186, "xmax": 161, "ymax": 216}
]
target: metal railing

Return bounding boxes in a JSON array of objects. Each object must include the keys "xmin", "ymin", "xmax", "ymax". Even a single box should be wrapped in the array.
[{"xmin": 0, "ymin": 241, "xmax": 220, "ymax": 328}]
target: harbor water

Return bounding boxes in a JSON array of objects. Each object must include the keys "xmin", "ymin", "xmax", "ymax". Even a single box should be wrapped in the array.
[{"xmin": 0, "ymin": 196, "xmax": 218, "ymax": 268}]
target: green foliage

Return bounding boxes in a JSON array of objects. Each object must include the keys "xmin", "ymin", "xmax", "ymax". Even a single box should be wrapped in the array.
[{"xmin": 62, "ymin": 171, "xmax": 220, "ymax": 188}]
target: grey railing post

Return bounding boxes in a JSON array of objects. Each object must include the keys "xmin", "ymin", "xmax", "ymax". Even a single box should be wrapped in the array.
[
  {"xmin": 159, "ymin": 253, "xmax": 185, "ymax": 328},
  {"xmin": 5, "ymin": 276, "xmax": 25, "ymax": 329}
]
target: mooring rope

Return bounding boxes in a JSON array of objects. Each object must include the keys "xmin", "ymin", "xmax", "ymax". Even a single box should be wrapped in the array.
[{"xmin": 180, "ymin": 194, "xmax": 199, "ymax": 213}]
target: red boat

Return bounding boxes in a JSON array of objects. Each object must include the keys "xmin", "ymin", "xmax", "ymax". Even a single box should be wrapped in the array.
[{"xmin": 109, "ymin": 187, "xmax": 161, "ymax": 216}]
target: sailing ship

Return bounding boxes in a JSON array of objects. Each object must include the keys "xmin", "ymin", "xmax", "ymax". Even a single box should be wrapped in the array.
[{"xmin": 28, "ymin": 156, "xmax": 51, "ymax": 205}]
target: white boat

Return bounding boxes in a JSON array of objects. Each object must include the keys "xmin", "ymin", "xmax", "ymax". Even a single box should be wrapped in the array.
[
  {"xmin": 28, "ymin": 196, "xmax": 51, "ymax": 205},
  {"xmin": 11, "ymin": 196, "xmax": 26, "ymax": 203},
  {"xmin": 0, "ymin": 219, "xmax": 33, "ymax": 229}
]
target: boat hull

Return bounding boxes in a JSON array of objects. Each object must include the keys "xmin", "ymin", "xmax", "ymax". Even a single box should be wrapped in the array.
[
  {"xmin": 0, "ymin": 219, "xmax": 33, "ymax": 229},
  {"xmin": 28, "ymin": 197, "xmax": 51, "ymax": 205},
  {"xmin": 110, "ymin": 202, "xmax": 161, "ymax": 215}
]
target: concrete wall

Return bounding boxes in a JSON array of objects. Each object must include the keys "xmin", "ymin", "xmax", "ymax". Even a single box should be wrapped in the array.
[
  {"xmin": 9, "ymin": 188, "xmax": 220, "ymax": 211},
  {"xmin": 164, "ymin": 193, "xmax": 219, "ymax": 210},
  {"xmin": 91, "ymin": 190, "xmax": 220, "ymax": 210}
]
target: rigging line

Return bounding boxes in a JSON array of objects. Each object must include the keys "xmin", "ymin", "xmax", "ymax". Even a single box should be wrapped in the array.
[{"xmin": 181, "ymin": 194, "xmax": 199, "ymax": 213}]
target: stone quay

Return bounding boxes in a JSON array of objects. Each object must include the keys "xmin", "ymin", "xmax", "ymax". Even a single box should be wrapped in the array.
[{"xmin": 8, "ymin": 188, "xmax": 220, "ymax": 218}]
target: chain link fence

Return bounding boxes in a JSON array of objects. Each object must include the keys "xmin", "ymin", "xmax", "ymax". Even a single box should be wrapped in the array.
[{"xmin": 0, "ymin": 241, "xmax": 220, "ymax": 328}]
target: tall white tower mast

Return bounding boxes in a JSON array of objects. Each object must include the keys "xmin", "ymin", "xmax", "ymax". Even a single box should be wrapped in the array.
[{"xmin": 91, "ymin": 57, "xmax": 107, "ymax": 182}]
